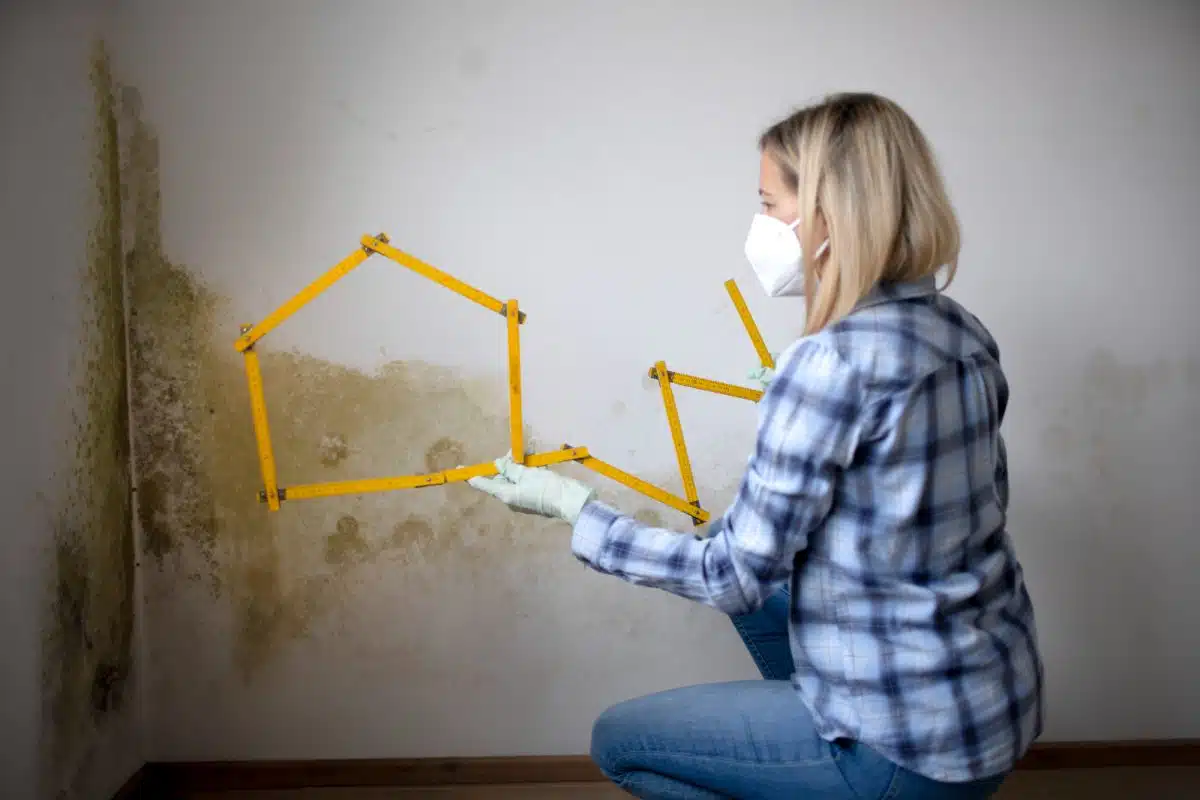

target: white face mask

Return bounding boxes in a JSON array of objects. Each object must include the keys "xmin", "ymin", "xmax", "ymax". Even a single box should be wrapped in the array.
[{"xmin": 743, "ymin": 213, "xmax": 829, "ymax": 297}]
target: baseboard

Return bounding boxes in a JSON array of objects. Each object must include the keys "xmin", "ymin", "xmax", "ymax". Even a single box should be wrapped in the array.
[
  {"xmin": 144, "ymin": 754, "xmax": 605, "ymax": 794},
  {"xmin": 116, "ymin": 740, "xmax": 1200, "ymax": 797},
  {"xmin": 110, "ymin": 765, "xmax": 150, "ymax": 800},
  {"xmin": 1014, "ymin": 740, "xmax": 1200, "ymax": 770}
]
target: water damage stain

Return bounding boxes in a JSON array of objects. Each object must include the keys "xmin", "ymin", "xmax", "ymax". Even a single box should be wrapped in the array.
[
  {"xmin": 424, "ymin": 437, "xmax": 467, "ymax": 472},
  {"xmin": 43, "ymin": 41, "xmax": 136, "ymax": 796},
  {"xmin": 117, "ymin": 83, "xmax": 571, "ymax": 677},
  {"xmin": 117, "ymin": 66, "xmax": 721, "ymax": 682},
  {"xmin": 325, "ymin": 515, "xmax": 370, "ymax": 565},
  {"xmin": 391, "ymin": 516, "xmax": 437, "ymax": 550},
  {"xmin": 123, "ymin": 80, "xmax": 220, "ymax": 568},
  {"xmin": 318, "ymin": 433, "xmax": 350, "ymax": 467}
]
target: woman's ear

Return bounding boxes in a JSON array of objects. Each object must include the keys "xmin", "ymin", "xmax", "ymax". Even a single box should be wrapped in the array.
[
  {"xmin": 812, "ymin": 210, "xmax": 829, "ymax": 247},
  {"xmin": 808, "ymin": 210, "xmax": 832, "ymax": 277}
]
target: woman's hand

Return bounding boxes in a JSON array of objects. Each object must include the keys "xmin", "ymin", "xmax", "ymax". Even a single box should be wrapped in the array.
[
  {"xmin": 466, "ymin": 453, "xmax": 597, "ymax": 525},
  {"xmin": 747, "ymin": 354, "xmax": 780, "ymax": 389}
]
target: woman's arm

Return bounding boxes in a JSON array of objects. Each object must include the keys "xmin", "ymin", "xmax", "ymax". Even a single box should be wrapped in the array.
[{"xmin": 571, "ymin": 341, "xmax": 865, "ymax": 615}]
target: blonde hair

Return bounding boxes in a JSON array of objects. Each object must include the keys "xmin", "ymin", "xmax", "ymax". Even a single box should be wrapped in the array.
[{"xmin": 759, "ymin": 93, "xmax": 960, "ymax": 335}]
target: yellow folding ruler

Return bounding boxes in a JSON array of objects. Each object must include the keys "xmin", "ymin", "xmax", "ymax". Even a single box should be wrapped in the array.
[
  {"xmin": 641, "ymin": 279, "xmax": 775, "ymax": 524},
  {"xmin": 236, "ymin": 234, "xmax": 785, "ymax": 526}
]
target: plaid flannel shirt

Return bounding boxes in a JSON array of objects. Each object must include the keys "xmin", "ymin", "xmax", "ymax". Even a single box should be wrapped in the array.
[{"xmin": 572, "ymin": 278, "xmax": 1043, "ymax": 783}]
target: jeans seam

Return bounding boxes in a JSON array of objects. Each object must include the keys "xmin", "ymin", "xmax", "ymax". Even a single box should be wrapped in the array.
[
  {"xmin": 730, "ymin": 617, "xmax": 781, "ymax": 681},
  {"xmin": 610, "ymin": 771, "xmax": 705, "ymax": 800},
  {"xmin": 879, "ymin": 763, "xmax": 904, "ymax": 800},
  {"xmin": 608, "ymin": 746, "xmax": 833, "ymax": 770},
  {"xmin": 829, "ymin": 742, "xmax": 869, "ymax": 800}
]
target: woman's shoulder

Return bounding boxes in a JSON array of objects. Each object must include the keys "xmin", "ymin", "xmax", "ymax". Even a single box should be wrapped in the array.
[{"xmin": 811, "ymin": 290, "xmax": 1003, "ymax": 391}]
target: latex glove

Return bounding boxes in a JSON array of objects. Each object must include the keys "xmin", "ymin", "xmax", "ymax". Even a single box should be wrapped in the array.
[
  {"xmin": 467, "ymin": 453, "xmax": 597, "ymax": 525},
  {"xmin": 747, "ymin": 354, "xmax": 780, "ymax": 389}
]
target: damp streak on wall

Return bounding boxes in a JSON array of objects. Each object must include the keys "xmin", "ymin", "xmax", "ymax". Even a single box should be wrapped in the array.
[
  {"xmin": 42, "ymin": 41, "xmax": 136, "ymax": 798},
  {"xmin": 115, "ymin": 94, "xmax": 640, "ymax": 679},
  {"xmin": 119, "ymin": 70, "xmax": 728, "ymax": 685}
]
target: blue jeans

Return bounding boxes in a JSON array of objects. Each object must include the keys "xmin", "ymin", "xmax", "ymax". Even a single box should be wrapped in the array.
[{"xmin": 590, "ymin": 586, "xmax": 1008, "ymax": 799}]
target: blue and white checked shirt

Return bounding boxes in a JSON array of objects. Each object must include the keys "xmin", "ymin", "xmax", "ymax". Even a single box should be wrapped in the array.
[{"xmin": 572, "ymin": 277, "xmax": 1043, "ymax": 783}]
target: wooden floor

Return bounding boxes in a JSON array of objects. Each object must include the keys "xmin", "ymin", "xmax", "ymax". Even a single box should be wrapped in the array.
[{"xmin": 185, "ymin": 767, "xmax": 1200, "ymax": 799}]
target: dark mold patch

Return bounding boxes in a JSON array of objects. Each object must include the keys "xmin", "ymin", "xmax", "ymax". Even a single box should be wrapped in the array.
[
  {"xmin": 118, "ymin": 101, "xmax": 561, "ymax": 673},
  {"xmin": 43, "ymin": 41, "xmax": 136, "ymax": 796},
  {"xmin": 115, "ymin": 57, "xmax": 716, "ymax": 683},
  {"xmin": 318, "ymin": 433, "xmax": 350, "ymax": 467},
  {"xmin": 123, "ymin": 89, "xmax": 220, "ymax": 567},
  {"xmin": 424, "ymin": 436, "xmax": 467, "ymax": 472},
  {"xmin": 391, "ymin": 516, "xmax": 437, "ymax": 549},
  {"xmin": 325, "ymin": 515, "xmax": 369, "ymax": 565},
  {"xmin": 89, "ymin": 661, "xmax": 127, "ymax": 716}
]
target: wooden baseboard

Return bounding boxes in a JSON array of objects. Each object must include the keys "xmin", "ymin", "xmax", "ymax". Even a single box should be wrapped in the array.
[
  {"xmin": 116, "ymin": 740, "xmax": 1200, "ymax": 797},
  {"xmin": 145, "ymin": 755, "xmax": 605, "ymax": 793},
  {"xmin": 110, "ymin": 766, "xmax": 150, "ymax": 800},
  {"xmin": 1014, "ymin": 740, "xmax": 1200, "ymax": 770}
]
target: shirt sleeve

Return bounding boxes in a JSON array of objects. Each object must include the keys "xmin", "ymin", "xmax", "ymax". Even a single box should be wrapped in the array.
[{"xmin": 570, "ymin": 341, "xmax": 865, "ymax": 615}]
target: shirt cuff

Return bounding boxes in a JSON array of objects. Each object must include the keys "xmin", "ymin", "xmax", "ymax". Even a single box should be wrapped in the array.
[{"xmin": 570, "ymin": 500, "xmax": 621, "ymax": 569}]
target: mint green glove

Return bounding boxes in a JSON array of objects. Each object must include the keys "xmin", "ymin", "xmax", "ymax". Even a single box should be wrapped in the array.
[
  {"xmin": 747, "ymin": 353, "xmax": 780, "ymax": 389},
  {"xmin": 467, "ymin": 453, "xmax": 597, "ymax": 525}
]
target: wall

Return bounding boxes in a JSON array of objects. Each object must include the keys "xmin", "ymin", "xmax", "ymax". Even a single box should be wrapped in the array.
[
  {"xmin": 0, "ymin": 2, "xmax": 143, "ymax": 798},
  {"xmin": 110, "ymin": 0, "xmax": 1200, "ymax": 761}
]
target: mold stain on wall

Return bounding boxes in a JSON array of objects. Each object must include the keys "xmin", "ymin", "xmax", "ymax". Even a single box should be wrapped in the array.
[
  {"xmin": 42, "ymin": 42, "xmax": 136, "ymax": 798},
  {"xmin": 118, "ymin": 75, "xmax": 717, "ymax": 686},
  {"xmin": 117, "ymin": 92, "xmax": 592, "ymax": 679}
]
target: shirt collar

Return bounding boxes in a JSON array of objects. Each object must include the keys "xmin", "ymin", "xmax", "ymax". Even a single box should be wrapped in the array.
[{"xmin": 854, "ymin": 276, "xmax": 940, "ymax": 311}]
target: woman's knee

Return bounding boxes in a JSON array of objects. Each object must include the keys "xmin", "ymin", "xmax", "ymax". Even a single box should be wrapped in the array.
[{"xmin": 589, "ymin": 698, "xmax": 639, "ymax": 777}]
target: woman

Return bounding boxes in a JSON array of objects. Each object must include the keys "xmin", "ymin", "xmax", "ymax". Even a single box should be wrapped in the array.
[{"xmin": 468, "ymin": 92, "xmax": 1043, "ymax": 799}]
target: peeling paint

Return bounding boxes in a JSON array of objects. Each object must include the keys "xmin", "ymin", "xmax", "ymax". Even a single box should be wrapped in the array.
[{"xmin": 43, "ymin": 41, "xmax": 136, "ymax": 798}]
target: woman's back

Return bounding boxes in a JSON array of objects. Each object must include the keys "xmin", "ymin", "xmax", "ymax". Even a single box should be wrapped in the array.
[{"xmin": 787, "ymin": 278, "xmax": 1044, "ymax": 783}]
